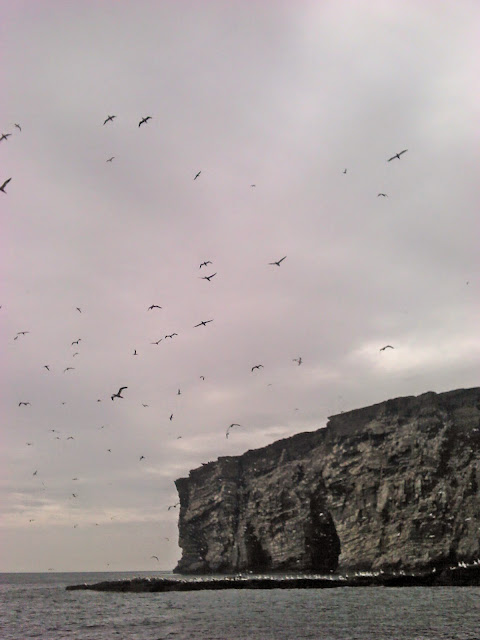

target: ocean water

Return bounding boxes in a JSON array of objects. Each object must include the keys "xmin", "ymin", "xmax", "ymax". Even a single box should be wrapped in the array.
[{"xmin": 1, "ymin": 571, "xmax": 479, "ymax": 640}]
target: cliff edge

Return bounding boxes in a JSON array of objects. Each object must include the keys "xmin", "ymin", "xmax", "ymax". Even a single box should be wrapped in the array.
[{"xmin": 174, "ymin": 387, "xmax": 480, "ymax": 574}]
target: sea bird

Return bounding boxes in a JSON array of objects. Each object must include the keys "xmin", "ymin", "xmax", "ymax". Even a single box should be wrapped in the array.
[
  {"xmin": 71, "ymin": 339, "xmax": 81, "ymax": 345},
  {"xmin": 19, "ymin": 402, "xmax": 30, "ymax": 406},
  {"xmin": 111, "ymin": 386, "xmax": 128, "ymax": 400},
  {"xmin": 200, "ymin": 272, "xmax": 216, "ymax": 282},
  {"xmin": 293, "ymin": 357, "xmax": 302, "ymax": 366},
  {"xmin": 106, "ymin": 157, "xmax": 115, "ymax": 163},
  {"xmin": 103, "ymin": 115, "xmax": 116, "ymax": 125},
  {"xmin": 380, "ymin": 345, "xmax": 394, "ymax": 351},
  {"xmin": 76, "ymin": 307, "xmax": 82, "ymax": 313},
  {"xmin": 377, "ymin": 193, "xmax": 388, "ymax": 197},
  {"xmin": 194, "ymin": 171, "xmax": 201, "ymax": 180},
  {"xmin": 251, "ymin": 364, "xmax": 263, "ymax": 372},
  {"xmin": 387, "ymin": 149, "xmax": 408, "ymax": 162},
  {"xmin": 226, "ymin": 423, "xmax": 241, "ymax": 438},
  {"xmin": 64, "ymin": 367, "xmax": 75, "ymax": 373},
  {"xmin": 14, "ymin": 124, "xmax": 22, "ymax": 132},
  {"xmin": 151, "ymin": 339, "xmax": 162, "ymax": 345},
  {"xmin": 148, "ymin": 305, "xmax": 162, "ymax": 310},
  {"xmin": 0, "ymin": 178, "xmax": 12, "ymax": 193},
  {"xmin": 269, "ymin": 256, "xmax": 287, "ymax": 266},
  {"xmin": 138, "ymin": 116, "xmax": 152, "ymax": 127},
  {"xmin": 165, "ymin": 333, "xmax": 178, "ymax": 339},
  {"xmin": 0, "ymin": 134, "xmax": 11, "ymax": 142},
  {"xmin": 139, "ymin": 456, "xmax": 145, "ymax": 461},
  {"xmin": 151, "ymin": 555, "xmax": 159, "ymax": 562},
  {"xmin": 168, "ymin": 503, "xmax": 179, "ymax": 511},
  {"xmin": 194, "ymin": 319, "xmax": 213, "ymax": 327},
  {"xmin": 199, "ymin": 261, "xmax": 212, "ymax": 268}
]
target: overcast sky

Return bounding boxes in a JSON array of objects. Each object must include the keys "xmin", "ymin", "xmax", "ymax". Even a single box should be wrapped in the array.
[{"xmin": 1, "ymin": 0, "xmax": 479, "ymax": 572}]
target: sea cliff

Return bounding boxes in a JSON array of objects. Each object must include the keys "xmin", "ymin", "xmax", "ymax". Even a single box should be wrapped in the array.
[{"xmin": 174, "ymin": 387, "xmax": 480, "ymax": 574}]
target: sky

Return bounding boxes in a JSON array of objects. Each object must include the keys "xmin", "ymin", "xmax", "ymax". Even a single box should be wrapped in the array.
[{"xmin": 1, "ymin": 0, "xmax": 479, "ymax": 572}]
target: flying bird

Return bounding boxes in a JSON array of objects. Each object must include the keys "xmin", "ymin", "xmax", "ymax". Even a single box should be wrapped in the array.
[
  {"xmin": 72, "ymin": 493, "xmax": 77, "ymax": 498},
  {"xmin": 72, "ymin": 352, "xmax": 79, "ymax": 357},
  {"xmin": 139, "ymin": 456, "xmax": 145, "ymax": 461},
  {"xmin": 194, "ymin": 319, "xmax": 213, "ymax": 327},
  {"xmin": 138, "ymin": 116, "xmax": 152, "ymax": 127},
  {"xmin": 1, "ymin": 178, "xmax": 12, "ymax": 193},
  {"xmin": 177, "ymin": 389, "xmax": 181, "ymax": 395},
  {"xmin": 293, "ymin": 357, "xmax": 302, "ymax": 366},
  {"xmin": 142, "ymin": 404, "xmax": 149, "ymax": 408},
  {"xmin": 343, "ymin": 169, "xmax": 347, "ymax": 174},
  {"xmin": 380, "ymin": 345, "xmax": 394, "ymax": 351},
  {"xmin": 194, "ymin": 171, "xmax": 201, "ymax": 180},
  {"xmin": 200, "ymin": 272, "xmax": 217, "ymax": 282},
  {"xmin": 33, "ymin": 470, "xmax": 38, "ymax": 476},
  {"xmin": 103, "ymin": 115, "xmax": 116, "ymax": 125},
  {"xmin": 76, "ymin": 307, "xmax": 82, "ymax": 313},
  {"xmin": 199, "ymin": 261, "xmax": 212, "ymax": 268},
  {"xmin": 14, "ymin": 124, "xmax": 22, "ymax": 131},
  {"xmin": 64, "ymin": 367, "xmax": 75, "ymax": 373},
  {"xmin": 151, "ymin": 555, "xmax": 159, "ymax": 562},
  {"xmin": 200, "ymin": 376, "xmax": 205, "ymax": 380},
  {"xmin": 133, "ymin": 349, "xmax": 138, "ymax": 356},
  {"xmin": 71, "ymin": 339, "xmax": 81, "ymax": 345},
  {"xmin": 377, "ymin": 193, "xmax": 388, "ymax": 197},
  {"xmin": 251, "ymin": 364, "xmax": 263, "ymax": 372},
  {"xmin": 269, "ymin": 256, "xmax": 287, "ymax": 266},
  {"xmin": 165, "ymin": 333, "xmax": 178, "ymax": 339},
  {"xmin": 250, "ymin": 184, "xmax": 256, "ymax": 187},
  {"xmin": 19, "ymin": 402, "xmax": 30, "ymax": 406},
  {"xmin": 0, "ymin": 134, "xmax": 11, "ymax": 142},
  {"xmin": 148, "ymin": 305, "xmax": 162, "ymax": 310},
  {"xmin": 226, "ymin": 423, "xmax": 241, "ymax": 439},
  {"xmin": 168, "ymin": 503, "xmax": 179, "ymax": 511},
  {"xmin": 66, "ymin": 436, "xmax": 74, "ymax": 440},
  {"xmin": 169, "ymin": 413, "xmax": 173, "ymax": 421},
  {"xmin": 151, "ymin": 339, "xmax": 162, "ymax": 345},
  {"xmin": 106, "ymin": 157, "xmax": 115, "ymax": 162},
  {"xmin": 387, "ymin": 149, "xmax": 408, "ymax": 162},
  {"xmin": 111, "ymin": 386, "xmax": 128, "ymax": 400}
]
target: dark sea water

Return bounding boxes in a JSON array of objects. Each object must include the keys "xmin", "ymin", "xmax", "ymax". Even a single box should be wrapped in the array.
[{"xmin": 1, "ymin": 571, "xmax": 479, "ymax": 640}]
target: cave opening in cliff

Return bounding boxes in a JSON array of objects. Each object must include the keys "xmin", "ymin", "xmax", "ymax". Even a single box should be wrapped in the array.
[{"xmin": 244, "ymin": 524, "xmax": 271, "ymax": 571}]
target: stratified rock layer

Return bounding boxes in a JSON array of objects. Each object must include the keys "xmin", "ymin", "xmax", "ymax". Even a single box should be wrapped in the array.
[{"xmin": 174, "ymin": 388, "xmax": 480, "ymax": 574}]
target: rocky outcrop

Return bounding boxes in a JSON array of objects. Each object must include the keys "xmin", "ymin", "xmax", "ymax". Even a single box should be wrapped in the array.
[{"xmin": 174, "ymin": 387, "xmax": 480, "ymax": 574}]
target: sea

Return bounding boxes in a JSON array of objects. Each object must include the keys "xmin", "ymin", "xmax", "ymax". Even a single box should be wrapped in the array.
[{"xmin": 1, "ymin": 571, "xmax": 479, "ymax": 640}]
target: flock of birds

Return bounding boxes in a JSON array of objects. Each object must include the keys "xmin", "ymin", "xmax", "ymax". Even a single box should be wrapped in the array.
[{"xmin": 3, "ymin": 115, "xmax": 407, "ymax": 555}]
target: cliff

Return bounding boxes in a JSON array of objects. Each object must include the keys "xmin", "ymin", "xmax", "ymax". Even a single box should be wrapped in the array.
[{"xmin": 174, "ymin": 387, "xmax": 480, "ymax": 574}]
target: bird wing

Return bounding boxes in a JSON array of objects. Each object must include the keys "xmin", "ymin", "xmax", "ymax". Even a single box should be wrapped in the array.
[
  {"xmin": 1, "ymin": 178, "xmax": 12, "ymax": 190},
  {"xmin": 118, "ymin": 386, "xmax": 128, "ymax": 394},
  {"xmin": 398, "ymin": 149, "xmax": 408, "ymax": 156},
  {"xmin": 278, "ymin": 256, "xmax": 287, "ymax": 263}
]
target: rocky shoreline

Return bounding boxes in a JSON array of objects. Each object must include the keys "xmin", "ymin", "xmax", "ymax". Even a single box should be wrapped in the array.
[{"xmin": 66, "ymin": 564, "xmax": 480, "ymax": 592}]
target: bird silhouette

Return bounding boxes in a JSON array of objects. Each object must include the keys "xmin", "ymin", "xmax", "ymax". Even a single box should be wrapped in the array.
[
  {"xmin": 72, "ymin": 352, "xmax": 79, "ymax": 357},
  {"xmin": 194, "ymin": 171, "xmax": 201, "ymax": 180},
  {"xmin": 0, "ymin": 134, "xmax": 11, "ymax": 142},
  {"xmin": 151, "ymin": 339, "xmax": 162, "ymax": 345},
  {"xmin": 169, "ymin": 413, "xmax": 173, "ymax": 421},
  {"xmin": 226, "ymin": 423, "xmax": 241, "ymax": 438},
  {"xmin": 387, "ymin": 149, "xmax": 408, "ymax": 162},
  {"xmin": 251, "ymin": 364, "xmax": 263, "ymax": 371},
  {"xmin": 148, "ymin": 305, "xmax": 162, "ymax": 310},
  {"xmin": 1, "ymin": 178, "xmax": 12, "ymax": 193},
  {"xmin": 106, "ymin": 157, "xmax": 115, "ymax": 162},
  {"xmin": 343, "ymin": 169, "xmax": 347, "ymax": 174},
  {"xmin": 377, "ymin": 193, "xmax": 388, "ymax": 197},
  {"xmin": 139, "ymin": 455, "xmax": 145, "ymax": 461},
  {"xmin": 103, "ymin": 115, "xmax": 116, "ymax": 125},
  {"xmin": 293, "ymin": 357, "xmax": 302, "ymax": 366},
  {"xmin": 380, "ymin": 345, "xmax": 394, "ymax": 351},
  {"xmin": 151, "ymin": 555, "xmax": 159, "ymax": 561},
  {"xmin": 133, "ymin": 349, "xmax": 138, "ymax": 356},
  {"xmin": 269, "ymin": 256, "xmax": 287, "ymax": 266},
  {"xmin": 14, "ymin": 124, "xmax": 22, "ymax": 131},
  {"xmin": 71, "ymin": 339, "xmax": 81, "ymax": 345},
  {"xmin": 142, "ymin": 404, "xmax": 149, "ymax": 407},
  {"xmin": 199, "ymin": 261, "xmax": 212, "ymax": 268},
  {"xmin": 64, "ymin": 367, "xmax": 75, "ymax": 373},
  {"xmin": 76, "ymin": 307, "xmax": 82, "ymax": 313},
  {"xmin": 19, "ymin": 402, "xmax": 30, "ymax": 406},
  {"xmin": 165, "ymin": 333, "xmax": 178, "ymax": 339},
  {"xmin": 168, "ymin": 502, "xmax": 179, "ymax": 510},
  {"xmin": 200, "ymin": 273, "xmax": 217, "ymax": 282},
  {"xmin": 138, "ymin": 116, "xmax": 152, "ymax": 127},
  {"xmin": 33, "ymin": 470, "xmax": 38, "ymax": 476},
  {"xmin": 200, "ymin": 376, "xmax": 205, "ymax": 380},
  {"xmin": 194, "ymin": 319, "xmax": 213, "ymax": 327},
  {"xmin": 111, "ymin": 386, "xmax": 128, "ymax": 400}
]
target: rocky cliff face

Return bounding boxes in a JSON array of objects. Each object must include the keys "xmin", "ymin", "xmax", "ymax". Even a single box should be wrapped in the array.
[{"xmin": 174, "ymin": 387, "xmax": 480, "ymax": 574}]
